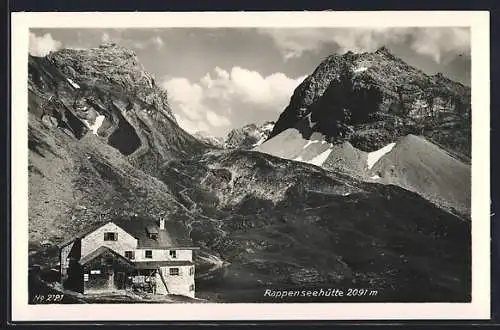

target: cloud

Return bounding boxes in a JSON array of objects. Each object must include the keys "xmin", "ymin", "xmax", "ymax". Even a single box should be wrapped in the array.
[
  {"xmin": 101, "ymin": 32, "xmax": 110, "ymax": 43},
  {"xmin": 162, "ymin": 67, "xmax": 305, "ymax": 135},
  {"xmin": 409, "ymin": 28, "xmax": 470, "ymax": 63},
  {"xmin": 259, "ymin": 27, "xmax": 470, "ymax": 63},
  {"xmin": 206, "ymin": 110, "xmax": 231, "ymax": 127},
  {"xmin": 130, "ymin": 36, "xmax": 165, "ymax": 50},
  {"xmin": 174, "ymin": 113, "xmax": 209, "ymax": 134},
  {"xmin": 151, "ymin": 36, "xmax": 164, "ymax": 49},
  {"xmin": 29, "ymin": 32, "xmax": 62, "ymax": 56}
]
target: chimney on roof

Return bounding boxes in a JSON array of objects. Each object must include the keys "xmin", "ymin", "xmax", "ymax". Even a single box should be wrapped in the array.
[{"xmin": 159, "ymin": 217, "xmax": 165, "ymax": 230}]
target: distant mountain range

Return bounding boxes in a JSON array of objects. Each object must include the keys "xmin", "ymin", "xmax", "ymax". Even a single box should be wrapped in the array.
[
  {"xmin": 191, "ymin": 121, "xmax": 275, "ymax": 150},
  {"xmin": 28, "ymin": 44, "xmax": 471, "ymax": 303}
]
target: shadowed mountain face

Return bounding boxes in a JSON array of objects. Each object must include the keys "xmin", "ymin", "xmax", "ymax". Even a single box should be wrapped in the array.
[
  {"xmin": 28, "ymin": 44, "xmax": 210, "ymax": 177},
  {"xmin": 256, "ymin": 47, "xmax": 471, "ymax": 216},
  {"xmin": 28, "ymin": 45, "xmax": 470, "ymax": 303},
  {"xmin": 269, "ymin": 47, "xmax": 471, "ymax": 159}
]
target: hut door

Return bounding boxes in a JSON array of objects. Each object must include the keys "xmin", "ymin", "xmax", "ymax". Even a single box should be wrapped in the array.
[
  {"xmin": 108, "ymin": 270, "xmax": 114, "ymax": 290},
  {"xmin": 116, "ymin": 272, "xmax": 126, "ymax": 290}
]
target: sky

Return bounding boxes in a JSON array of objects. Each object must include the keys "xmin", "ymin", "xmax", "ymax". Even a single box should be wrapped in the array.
[{"xmin": 29, "ymin": 27, "xmax": 471, "ymax": 137}]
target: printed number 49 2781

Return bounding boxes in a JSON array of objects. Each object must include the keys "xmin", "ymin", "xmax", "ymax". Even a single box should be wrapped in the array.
[{"xmin": 33, "ymin": 294, "xmax": 64, "ymax": 303}]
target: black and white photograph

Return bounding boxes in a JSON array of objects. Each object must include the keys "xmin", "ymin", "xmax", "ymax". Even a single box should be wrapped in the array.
[{"xmin": 11, "ymin": 11, "xmax": 490, "ymax": 321}]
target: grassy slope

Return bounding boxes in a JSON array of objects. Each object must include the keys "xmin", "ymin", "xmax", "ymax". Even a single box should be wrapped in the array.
[{"xmin": 159, "ymin": 150, "xmax": 471, "ymax": 302}]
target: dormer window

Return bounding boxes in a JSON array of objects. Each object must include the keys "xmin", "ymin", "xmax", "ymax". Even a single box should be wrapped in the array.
[
  {"xmin": 104, "ymin": 232, "xmax": 117, "ymax": 241},
  {"xmin": 146, "ymin": 225, "xmax": 159, "ymax": 240}
]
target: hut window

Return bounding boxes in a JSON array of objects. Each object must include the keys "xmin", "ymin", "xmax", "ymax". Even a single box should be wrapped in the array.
[
  {"xmin": 169, "ymin": 250, "xmax": 177, "ymax": 259},
  {"xmin": 146, "ymin": 225, "xmax": 159, "ymax": 239},
  {"xmin": 145, "ymin": 250, "xmax": 153, "ymax": 259},
  {"xmin": 189, "ymin": 284, "xmax": 195, "ymax": 291},
  {"xmin": 189, "ymin": 267, "xmax": 194, "ymax": 276},
  {"xmin": 169, "ymin": 268, "xmax": 180, "ymax": 276},
  {"xmin": 104, "ymin": 232, "xmax": 117, "ymax": 241},
  {"xmin": 125, "ymin": 251, "xmax": 135, "ymax": 260}
]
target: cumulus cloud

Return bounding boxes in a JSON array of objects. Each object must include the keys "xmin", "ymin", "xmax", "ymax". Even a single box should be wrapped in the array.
[
  {"xmin": 151, "ymin": 36, "xmax": 164, "ymax": 49},
  {"xmin": 162, "ymin": 67, "xmax": 305, "ymax": 135},
  {"xmin": 409, "ymin": 28, "xmax": 470, "ymax": 63},
  {"xmin": 101, "ymin": 32, "xmax": 110, "ymax": 43},
  {"xmin": 29, "ymin": 32, "xmax": 62, "ymax": 56},
  {"xmin": 259, "ymin": 27, "xmax": 470, "ymax": 63},
  {"xmin": 206, "ymin": 110, "xmax": 231, "ymax": 127},
  {"xmin": 130, "ymin": 36, "xmax": 165, "ymax": 50}
]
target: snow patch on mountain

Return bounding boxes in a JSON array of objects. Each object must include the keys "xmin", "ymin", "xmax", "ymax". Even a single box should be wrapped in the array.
[
  {"xmin": 305, "ymin": 113, "xmax": 317, "ymax": 128},
  {"xmin": 303, "ymin": 139, "xmax": 321, "ymax": 149},
  {"xmin": 261, "ymin": 122, "xmax": 275, "ymax": 132},
  {"xmin": 366, "ymin": 142, "xmax": 396, "ymax": 169},
  {"xmin": 293, "ymin": 145, "xmax": 333, "ymax": 167},
  {"xmin": 83, "ymin": 115, "xmax": 105, "ymax": 135},
  {"xmin": 293, "ymin": 155, "xmax": 304, "ymax": 162},
  {"xmin": 309, "ymin": 148, "xmax": 333, "ymax": 166},
  {"xmin": 66, "ymin": 78, "xmax": 80, "ymax": 89},
  {"xmin": 252, "ymin": 133, "xmax": 269, "ymax": 147},
  {"xmin": 353, "ymin": 66, "xmax": 369, "ymax": 73}
]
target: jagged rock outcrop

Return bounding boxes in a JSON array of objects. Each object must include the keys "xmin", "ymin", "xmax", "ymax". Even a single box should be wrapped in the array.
[
  {"xmin": 225, "ymin": 121, "xmax": 275, "ymax": 149},
  {"xmin": 193, "ymin": 132, "xmax": 225, "ymax": 149},
  {"xmin": 269, "ymin": 46, "xmax": 471, "ymax": 159},
  {"xmin": 46, "ymin": 43, "xmax": 175, "ymax": 122},
  {"xmin": 28, "ymin": 43, "xmax": 207, "ymax": 177}
]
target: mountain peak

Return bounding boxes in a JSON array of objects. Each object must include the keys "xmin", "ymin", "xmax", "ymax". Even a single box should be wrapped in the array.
[
  {"xmin": 33, "ymin": 44, "xmax": 182, "ymax": 138},
  {"xmin": 375, "ymin": 45, "xmax": 392, "ymax": 56},
  {"xmin": 44, "ymin": 43, "xmax": 172, "ymax": 116},
  {"xmin": 99, "ymin": 42, "xmax": 118, "ymax": 48},
  {"xmin": 268, "ymin": 43, "xmax": 471, "ymax": 158}
]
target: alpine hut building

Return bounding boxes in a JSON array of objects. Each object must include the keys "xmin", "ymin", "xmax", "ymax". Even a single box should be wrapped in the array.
[{"xmin": 59, "ymin": 216, "xmax": 199, "ymax": 298}]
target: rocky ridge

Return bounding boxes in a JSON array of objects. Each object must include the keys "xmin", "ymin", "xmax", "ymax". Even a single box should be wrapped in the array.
[
  {"xmin": 29, "ymin": 43, "xmax": 208, "ymax": 177},
  {"xmin": 225, "ymin": 121, "xmax": 275, "ymax": 149},
  {"xmin": 193, "ymin": 132, "xmax": 225, "ymax": 149},
  {"xmin": 269, "ymin": 46, "xmax": 471, "ymax": 159}
]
